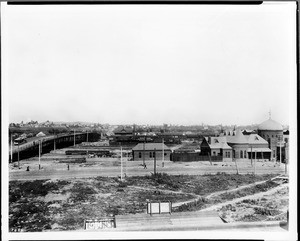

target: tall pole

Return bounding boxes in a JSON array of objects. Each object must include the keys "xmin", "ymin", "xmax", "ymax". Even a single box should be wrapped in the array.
[
  {"xmin": 10, "ymin": 134, "xmax": 13, "ymax": 163},
  {"xmin": 121, "ymin": 145, "xmax": 123, "ymax": 181},
  {"xmin": 162, "ymin": 138, "xmax": 164, "ymax": 167},
  {"xmin": 143, "ymin": 136, "xmax": 145, "ymax": 166},
  {"xmin": 74, "ymin": 129, "xmax": 75, "ymax": 147},
  {"xmin": 39, "ymin": 140, "xmax": 41, "ymax": 170},
  {"xmin": 154, "ymin": 148, "xmax": 156, "ymax": 175},
  {"xmin": 254, "ymin": 151, "xmax": 256, "ymax": 175},
  {"xmin": 279, "ymin": 138, "xmax": 282, "ymax": 166},
  {"xmin": 285, "ymin": 156, "xmax": 287, "ymax": 174},
  {"xmin": 18, "ymin": 144, "xmax": 20, "ymax": 168},
  {"xmin": 251, "ymin": 146, "xmax": 253, "ymax": 166}
]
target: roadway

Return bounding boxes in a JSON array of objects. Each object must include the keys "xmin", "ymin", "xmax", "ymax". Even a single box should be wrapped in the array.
[{"xmin": 9, "ymin": 158, "xmax": 287, "ymax": 181}]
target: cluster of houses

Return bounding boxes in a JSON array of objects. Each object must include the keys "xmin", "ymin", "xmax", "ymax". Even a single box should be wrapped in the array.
[{"xmin": 131, "ymin": 117, "xmax": 289, "ymax": 163}]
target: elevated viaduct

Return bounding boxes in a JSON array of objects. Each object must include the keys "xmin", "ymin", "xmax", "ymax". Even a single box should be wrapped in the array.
[{"xmin": 9, "ymin": 132, "xmax": 101, "ymax": 162}]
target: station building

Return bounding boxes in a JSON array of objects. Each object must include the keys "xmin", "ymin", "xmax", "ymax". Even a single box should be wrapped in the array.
[
  {"xmin": 200, "ymin": 129, "xmax": 272, "ymax": 161},
  {"xmin": 132, "ymin": 143, "xmax": 171, "ymax": 161}
]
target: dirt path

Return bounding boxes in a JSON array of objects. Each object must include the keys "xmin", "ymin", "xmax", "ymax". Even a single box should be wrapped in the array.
[
  {"xmin": 205, "ymin": 175, "xmax": 282, "ymax": 199},
  {"xmin": 129, "ymin": 175, "xmax": 283, "ymax": 209},
  {"xmin": 128, "ymin": 185, "xmax": 202, "ymax": 208},
  {"xmin": 199, "ymin": 183, "xmax": 288, "ymax": 212}
]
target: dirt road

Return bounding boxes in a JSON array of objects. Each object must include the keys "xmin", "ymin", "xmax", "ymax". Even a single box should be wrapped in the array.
[{"xmin": 9, "ymin": 156, "xmax": 286, "ymax": 181}]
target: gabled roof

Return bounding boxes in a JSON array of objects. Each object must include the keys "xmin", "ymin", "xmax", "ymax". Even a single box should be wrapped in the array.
[
  {"xmin": 206, "ymin": 136, "xmax": 232, "ymax": 150},
  {"xmin": 113, "ymin": 126, "xmax": 133, "ymax": 134},
  {"xmin": 226, "ymin": 129, "xmax": 248, "ymax": 144},
  {"xmin": 245, "ymin": 134, "xmax": 268, "ymax": 145},
  {"xmin": 132, "ymin": 143, "xmax": 171, "ymax": 151}
]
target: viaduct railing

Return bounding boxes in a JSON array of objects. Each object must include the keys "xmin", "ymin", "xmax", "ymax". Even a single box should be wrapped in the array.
[{"xmin": 9, "ymin": 132, "xmax": 101, "ymax": 163}]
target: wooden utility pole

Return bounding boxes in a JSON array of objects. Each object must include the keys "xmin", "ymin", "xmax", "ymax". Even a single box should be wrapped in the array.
[
  {"xmin": 254, "ymin": 151, "xmax": 257, "ymax": 175},
  {"xmin": 143, "ymin": 136, "xmax": 146, "ymax": 166},
  {"xmin": 39, "ymin": 140, "xmax": 41, "ymax": 170},
  {"xmin": 251, "ymin": 146, "xmax": 253, "ymax": 166},
  {"xmin": 208, "ymin": 152, "xmax": 212, "ymax": 166},
  {"xmin": 154, "ymin": 148, "xmax": 156, "ymax": 175},
  {"xmin": 279, "ymin": 139, "xmax": 282, "ymax": 166},
  {"xmin": 162, "ymin": 138, "xmax": 164, "ymax": 167},
  {"xmin": 74, "ymin": 129, "xmax": 76, "ymax": 146},
  {"xmin": 18, "ymin": 144, "xmax": 20, "ymax": 168},
  {"xmin": 10, "ymin": 134, "xmax": 13, "ymax": 163},
  {"xmin": 234, "ymin": 156, "xmax": 239, "ymax": 174},
  {"xmin": 121, "ymin": 145, "xmax": 123, "ymax": 181}
]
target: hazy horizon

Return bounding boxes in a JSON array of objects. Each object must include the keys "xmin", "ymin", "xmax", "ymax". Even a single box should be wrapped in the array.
[{"xmin": 2, "ymin": 3, "xmax": 296, "ymax": 127}]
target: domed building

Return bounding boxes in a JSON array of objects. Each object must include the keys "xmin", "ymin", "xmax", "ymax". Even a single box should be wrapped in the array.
[{"xmin": 257, "ymin": 117, "xmax": 284, "ymax": 161}]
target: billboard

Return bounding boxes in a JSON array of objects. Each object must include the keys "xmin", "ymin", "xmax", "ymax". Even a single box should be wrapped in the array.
[{"xmin": 147, "ymin": 201, "xmax": 172, "ymax": 215}]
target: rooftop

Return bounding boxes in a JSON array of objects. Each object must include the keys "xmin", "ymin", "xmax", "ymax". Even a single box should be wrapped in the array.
[
  {"xmin": 258, "ymin": 118, "xmax": 283, "ymax": 131},
  {"xmin": 132, "ymin": 143, "xmax": 171, "ymax": 151}
]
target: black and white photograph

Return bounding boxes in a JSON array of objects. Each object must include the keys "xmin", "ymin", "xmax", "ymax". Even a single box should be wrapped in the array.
[{"xmin": 1, "ymin": 1, "xmax": 297, "ymax": 240}]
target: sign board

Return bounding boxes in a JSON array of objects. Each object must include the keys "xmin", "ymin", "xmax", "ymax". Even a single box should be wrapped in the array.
[
  {"xmin": 147, "ymin": 201, "xmax": 172, "ymax": 215},
  {"xmin": 84, "ymin": 218, "xmax": 116, "ymax": 230}
]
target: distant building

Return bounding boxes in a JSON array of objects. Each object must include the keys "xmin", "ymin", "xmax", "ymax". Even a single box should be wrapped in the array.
[{"xmin": 132, "ymin": 143, "xmax": 171, "ymax": 161}]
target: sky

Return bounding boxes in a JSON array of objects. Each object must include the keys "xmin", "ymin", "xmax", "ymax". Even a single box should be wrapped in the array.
[{"xmin": 1, "ymin": 2, "xmax": 296, "ymax": 126}]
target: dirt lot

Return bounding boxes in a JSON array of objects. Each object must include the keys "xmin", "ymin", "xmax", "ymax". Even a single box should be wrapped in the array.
[
  {"xmin": 217, "ymin": 185, "xmax": 288, "ymax": 223},
  {"xmin": 8, "ymin": 172, "xmax": 286, "ymax": 232}
]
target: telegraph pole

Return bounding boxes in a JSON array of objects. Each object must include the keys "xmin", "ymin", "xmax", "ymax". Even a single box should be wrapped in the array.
[
  {"xmin": 121, "ymin": 145, "xmax": 123, "ymax": 181},
  {"xmin": 17, "ymin": 143, "xmax": 20, "ymax": 168},
  {"xmin": 162, "ymin": 138, "xmax": 164, "ymax": 167},
  {"xmin": 254, "ymin": 151, "xmax": 256, "ymax": 175},
  {"xmin": 154, "ymin": 148, "xmax": 156, "ymax": 175},
  {"xmin": 10, "ymin": 134, "xmax": 13, "ymax": 163},
  {"xmin": 251, "ymin": 146, "xmax": 253, "ymax": 166},
  {"xmin": 279, "ymin": 138, "xmax": 282, "ymax": 166},
  {"xmin": 39, "ymin": 140, "xmax": 41, "ymax": 170},
  {"xmin": 143, "ymin": 136, "xmax": 146, "ymax": 166}
]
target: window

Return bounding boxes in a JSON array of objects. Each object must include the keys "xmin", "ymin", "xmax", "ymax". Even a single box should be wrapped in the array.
[
  {"xmin": 150, "ymin": 152, "xmax": 152, "ymax": 158},
  {"xmin": 228, "ymin": 152, "xmax": 230, "ymax": 158},
  {"xmin": 244, "ymin": 150, "xmax": 247, "ymax": 158},
  {"xmin": 139, "ymin": 152, "xmax": 142, "ymax": 158},
  {"xmin": 153, "ymin": 152, "xmax": 156, "ymax": 158},
  {"xmin": 240, "ymin": 150, "xmax": 243, "ymax": 158},
  {"xmin": 285, "ymin": 138, "xmax": 288, "ymax": 143},
  {"xmin": 164, "ymin": 153, "xmax": 167, "ymax": 156},
  {"xmin": 213, "ymin": 151, "xmax": 216, "ymax": 156}
]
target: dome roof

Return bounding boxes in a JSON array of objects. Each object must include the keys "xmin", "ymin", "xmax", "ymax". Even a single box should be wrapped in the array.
[{"xmin": 258, "ymin": 118, "xmax": 283, "ymax": 131}]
